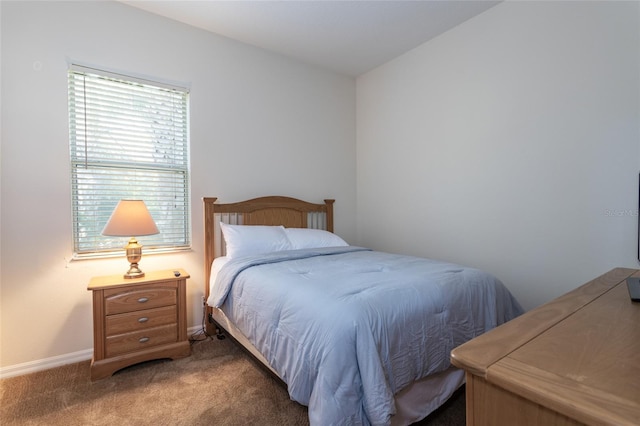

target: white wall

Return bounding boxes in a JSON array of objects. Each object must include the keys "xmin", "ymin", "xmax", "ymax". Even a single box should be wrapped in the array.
[
  {"xmin": 357, "ymin": 1, "xmax": 640, "ymax": 310},
  {"xmin": 0, "ymin": 1, "xmax": 356, "ymax": 369}
]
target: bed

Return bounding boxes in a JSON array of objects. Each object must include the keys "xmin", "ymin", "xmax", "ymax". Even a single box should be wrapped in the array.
[{"xmin": 203, "ymin": 196, "xmax": 523, "ymax": 426}]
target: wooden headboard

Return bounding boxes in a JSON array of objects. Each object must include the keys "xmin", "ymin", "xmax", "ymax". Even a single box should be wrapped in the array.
[{"xmin": 202, "ymin": 196, "xmax": 335, "ymax": 302}]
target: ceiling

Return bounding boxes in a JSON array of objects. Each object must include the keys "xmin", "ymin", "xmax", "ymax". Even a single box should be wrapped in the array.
[{"xmin": 120, "ymin": 0, "xmax": 500, "ymax": 77}]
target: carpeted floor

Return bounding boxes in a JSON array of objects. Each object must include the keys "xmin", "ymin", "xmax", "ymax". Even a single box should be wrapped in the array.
[{"xmin": 0, "ymin": 336, "xmax": 465, "ymax": 425}]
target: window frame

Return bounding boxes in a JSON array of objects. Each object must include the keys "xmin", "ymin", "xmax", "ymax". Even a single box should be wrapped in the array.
[{"xmin": 68, "ymin": 64, "xmax": 191, "ymax": 259}]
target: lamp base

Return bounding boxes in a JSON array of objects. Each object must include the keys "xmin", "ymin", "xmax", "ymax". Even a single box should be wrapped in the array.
[
  {"xmin": 123, "ymin": 238, "xmax": 145, "ymax": 279},
  {"xmin": 124, "ymin": 263, "xmax": 145, "ymax": 279}
]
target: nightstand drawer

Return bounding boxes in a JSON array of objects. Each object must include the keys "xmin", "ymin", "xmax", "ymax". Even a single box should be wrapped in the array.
[
  {"xmin": 106, "ymin": 324, "xmax": 178, "ymax": 357},
  {"xmin": 105, "ymin": 287, "xmax": 176, "ymax": 315},
  {"xmin": 106, "ymin": 305, "xmax": 177, "ymax": 336}
]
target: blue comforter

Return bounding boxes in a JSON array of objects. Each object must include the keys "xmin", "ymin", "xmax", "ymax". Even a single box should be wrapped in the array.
[{"xmin": 209, "ymin": 247, "xmax": 523, "ymax": 425}]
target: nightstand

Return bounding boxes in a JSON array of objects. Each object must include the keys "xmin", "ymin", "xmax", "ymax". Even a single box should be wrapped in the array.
[{"xmin": 87, "ymin": 268, "xmax": 191, "ymax": 380}]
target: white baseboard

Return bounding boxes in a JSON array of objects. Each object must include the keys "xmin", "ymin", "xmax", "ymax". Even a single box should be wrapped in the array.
[
  {"xmin": 0, "ymin": 326, "xmax": 204, "ymax": 380},
  {"xmin": 0, "ymin": 348, "xmax": 93, "ymax": 380}
]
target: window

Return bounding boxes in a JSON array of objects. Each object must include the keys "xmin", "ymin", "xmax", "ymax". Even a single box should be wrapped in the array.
[{"xmin": 68, "ymin": 65, "xmax": 190, "ymax": 257}]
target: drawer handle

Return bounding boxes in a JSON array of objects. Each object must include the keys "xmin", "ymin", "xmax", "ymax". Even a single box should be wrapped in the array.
[
  {"xmin": 139, "ymin": 337, "xmax": 150, "ymax": 343},
  {"xmin": 137, "ymin": 297, "xmax": 149, "ymax": 303},
  {"xmin": 138, "ymin": 317, "xmax": 149, "ymax": 323}
]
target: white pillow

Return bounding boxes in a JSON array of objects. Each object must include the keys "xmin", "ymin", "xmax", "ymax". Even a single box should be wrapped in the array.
[
  {"xmin": 285, "ymin": 228, "xmax": 348, "ymax": 250},
  {"xmin": 219, "ymin": 223, "xmax": 292, "ymax": 259}
]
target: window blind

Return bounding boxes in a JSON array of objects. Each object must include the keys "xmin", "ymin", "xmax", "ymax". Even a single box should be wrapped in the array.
[{"xmin": 68, "ymin": 65, "xmax": 190, "ymax": 256}]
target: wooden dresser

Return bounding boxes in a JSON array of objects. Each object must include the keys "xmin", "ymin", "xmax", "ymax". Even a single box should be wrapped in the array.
[
  {"xmin": 88, "ymin": 268, "xmax": 191, "ymax": 380},
  {"xmin": 451, "ymin": 267, "xmax": 640, "ymax": 426}
]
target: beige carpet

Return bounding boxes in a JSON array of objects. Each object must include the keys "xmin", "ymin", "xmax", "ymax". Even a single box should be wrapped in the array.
[{"xmin": 0, "ymin": 336, "xmax": 464, "ymax": 425}]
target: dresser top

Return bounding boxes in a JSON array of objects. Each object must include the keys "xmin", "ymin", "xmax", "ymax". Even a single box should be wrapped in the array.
[{"xmin": 451, "ymin": 267, "xmax": 640, "ymax": 425}]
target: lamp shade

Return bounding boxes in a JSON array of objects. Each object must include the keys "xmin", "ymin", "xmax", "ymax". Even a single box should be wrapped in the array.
[{"xmin": 102, "ymin": 200, "xmax": 159, "ymax": 237}]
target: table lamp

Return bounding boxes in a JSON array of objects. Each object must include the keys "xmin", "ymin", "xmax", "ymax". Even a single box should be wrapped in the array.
[{"xmin": 102, "ymin": 200, "xmax": 159, "ymax": 279}]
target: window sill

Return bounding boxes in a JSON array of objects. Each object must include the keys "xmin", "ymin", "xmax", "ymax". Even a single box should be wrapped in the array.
[{"xmin": 70, "ymin": 246, "xmax": 192, "ymax": 261}]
